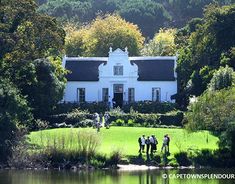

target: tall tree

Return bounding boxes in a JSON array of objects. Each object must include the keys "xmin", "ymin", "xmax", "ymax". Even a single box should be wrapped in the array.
[
  {"xmin": 141, "ymin": 28, "xmax": 177, "ymax": 56},
  {"xmin": 65, "ymin": 14, "xmax": 144, "ymax": 57},
  {"xmin": 0, "ymin": 77, "xmax": 33, "ymax": 163},
  {"xmin": 0, "ymin": 0, "xmax": 66, "ymax": 118},
  {"xmin": 185, "ymin": 87, "xmax": 235, "ymax": 157},
  {"xmin": 175, "ymin": 4, "xmax": 235, "ymax": 107}
]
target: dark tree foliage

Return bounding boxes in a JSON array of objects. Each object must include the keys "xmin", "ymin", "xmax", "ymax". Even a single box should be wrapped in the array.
[
  {"xmin": 0, "ymin": 0, "xmax": 66, "ymax": 117},
  {"xmin": 36, "ymin": 0, "xmax": 233, "ymax": 38},
  {"xmin": 21, "ymin": 59, "xmax": 66, "ymax": 118},
  {"xmin": 119, "ymin": 0, "xmax": 170, "ymax": 37},
  {"xmin": 175, "ymin": 4, "xmax": 235, "ymax": 107},
  {"xmin": 0, "ymin": 0, "xmax": 66, "ymax": 163},
  {"xmin": 0, "ymin": 77, "xmax": 33, "ymax": 163},
  {"xmin": 0, "ymin": 0, "xmax": 65, "ymax": 61}
]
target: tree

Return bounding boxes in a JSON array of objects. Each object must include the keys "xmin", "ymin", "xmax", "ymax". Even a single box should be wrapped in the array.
[
  {"xmin": 65, "ymin": 14, "xmax": 144, "ymax": 57},
  {"xmin": 141, "ymin": 28, "xmax": 177, "ymax": 56},
  {"xmin": 0, "ymin": 0, "xmax": 66, "ymax": 119},
  {"xmin": 0, "ymin": 77, "xmax": 33, "ymax": 163},
  {"xmin": 21, "ymin": 58, "xmax": 66, "ymax": 118},
  {"xmin": 174, "ymin": 4, "xmax": 235, "ymax": 108},
  {"xmin": 185, "ymin": 87, "xmax": 235, "ymax": 156},
  {"xmin": 119, "ymin": 0, "xmax": 171, "ymax": 37},
  {"xmin": 0, "ymin": 0, "xmax": 65, "ymax": 61},
  {"xmin": 208, "ymin": 66, "xmax": 235, "ymax": 91},
  {"xmin": 38, "ymin": 0, "xmax": 94, "ymax": 23},
  {"xmin": 190, "ymin": 4, "xmax": 235, "ymax": 70},
  {"xmin": 37, "ymin": 0, "xmax": 233, "ymax": 38}
]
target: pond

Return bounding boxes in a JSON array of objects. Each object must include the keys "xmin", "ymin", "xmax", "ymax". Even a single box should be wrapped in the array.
[{"xmin": 0, "ymin": 168, "xmax": 234, "ymax": 184}]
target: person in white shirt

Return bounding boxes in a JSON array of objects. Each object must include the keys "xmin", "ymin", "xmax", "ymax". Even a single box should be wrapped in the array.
[{"xmin": 140, "ymin": 135, "xmax": 146, "ymax": 153}]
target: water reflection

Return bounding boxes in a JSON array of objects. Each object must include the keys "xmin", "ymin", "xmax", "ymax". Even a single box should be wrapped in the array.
[{"xmin": 0, "ymin": 169, "xmax": 234, "ymax": 184}]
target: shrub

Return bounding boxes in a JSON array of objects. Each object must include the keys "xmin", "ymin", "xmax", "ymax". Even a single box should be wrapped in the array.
[
  {"xmin": 192, "ymin": 149, "xmax": 215, "ymax": 166},
  {"xmin": 127, "ymin": 119, "xmax": 134, "ymax": 127},
  {"xmin": 45, "ymin": 109, "xmax": 93, "ymax": 127},
  {"xmin": 75, "ymin": 119, "xmax": 94, "ymax": 128},
  {"xmin": 53, "ymin": 102, "xmax": 109, "ymax": 114},
  {"xmin": 159, "ymin": 111, "xmax": 184, "ymax": 126},
  {"xmin": 168, "ymin": 158, "xmax": 179, "ymax": 167},
  {"xmin": 66, "ymin": 109, "xmax": 91, "ymax": 124},
  {"xmin": 115, "ymin": 119, "xmax": 125, "ymax": 126},
  {"xmin": 109, "ymin": 111, "xmax": 183, "ymax": 127},
  {"xmin": 152, "ymin": 155, "xmax": 161, "ymax": 164},
  {"xmin": 123, "ymin": 101, "xmax": 177, "ymax": 113},
  {"xmin": 174, "ymin": 152, "xmax": 192, "ymax": 166},
  {"xmin": 33, "ymin": 119, "xmax": 49, "ymax": 130},
  {"xmin": 107, "ymin": 149, "xmax": 123, "ymax": 166}
]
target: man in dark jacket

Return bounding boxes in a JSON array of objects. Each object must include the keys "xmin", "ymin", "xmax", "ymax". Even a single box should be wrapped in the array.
[{"xmin": 145, "ymin": 136, "xmax": 151, "ymax": 155}]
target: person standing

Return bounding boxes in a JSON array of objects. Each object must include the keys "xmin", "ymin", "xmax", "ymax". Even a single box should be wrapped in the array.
[
  {"xmin": 99, "ymin": 113, "xmax": 103, "ymax": 127},
  {"xmin": 138, "ymin": 136, "xmax": 142, "ymax": 153},
  {"xmin": 104, "ymin": 112, "xmax": 110, "ymax": 129},
  {"xmin": 153, "ymin": 135, "xmax": 158, "ymax": 152},
  {"xmin": 145, "ymin": 136, "xmax": 151, "ymax": 155},
  {"xmin": 93, "ymin": 113, "xmax": 99, "ymax": 128},
  {"xmin": 94, "ymin": 113, "xmax": 100, "ymax": 132},
  {"xmin": 150, "ymin": 135, "xmax": 157, "ymax": 154},
  {"xmin": 161, "ymin": 135, "xmax": 168, "ymax": 153},
  {"xmin": 166, "ymin": 134, "xmax": 170, "ymax": 154},
  {"xmin": 149, "ymin": 135, "xmax": 154, "ymax": 154},
  {"xmin": 112, "ymin": 98, "xmax": 116, "ymax": 108},
  {"xmin": 141, "ymin": 135, "xmax": 146, "ymax": 153}
]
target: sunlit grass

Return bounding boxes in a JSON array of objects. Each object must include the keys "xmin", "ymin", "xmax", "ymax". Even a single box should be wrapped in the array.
[{"xmin": 28, "ymin": 127, "xmax": 219, "ymax": 156}]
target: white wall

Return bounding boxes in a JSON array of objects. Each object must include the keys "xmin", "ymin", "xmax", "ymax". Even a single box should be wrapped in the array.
[{"xmin": 63, "ymin": 48, "xmax": 177, "ymax": 103}]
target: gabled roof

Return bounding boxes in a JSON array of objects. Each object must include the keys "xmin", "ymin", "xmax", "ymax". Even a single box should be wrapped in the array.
[
  {"xmin": 64, "ymin": 56, "xmax": 176, "ymax": 82},
  {"xmin": 130, "ymin": 57, "xmax": 176, "ymax": 81},
  {"xmin": 65, "ymin": 59, "xmax": 107, "ymax": 81}
]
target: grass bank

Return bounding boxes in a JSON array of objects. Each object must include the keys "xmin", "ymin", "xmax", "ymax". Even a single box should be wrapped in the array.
[{"xmin": 29, "ymin": 127, "xmax": 219, "ymax": 156}]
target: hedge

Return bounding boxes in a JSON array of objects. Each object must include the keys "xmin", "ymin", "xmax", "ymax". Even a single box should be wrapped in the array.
[
  {"xmin": 122, "ymin": 101, "xmax": 177, "ymax": 113},
  {"xmin": 53, "ymin": 101, "xmax": 178, "ymax": 115},
  {"xmin": 53, "ymin": 102, "xmax": 109, "ymax": 114},
  {"xmin": 45, "ymin": 109, "xmax": 184, "ymax": 128},
  {"xmin": 110, "ymin": 111, "xmax": 183, "ymax": 127},
  {"xmin": 44, "ymin": 109, "xmax": 93, "ymax": 127}
]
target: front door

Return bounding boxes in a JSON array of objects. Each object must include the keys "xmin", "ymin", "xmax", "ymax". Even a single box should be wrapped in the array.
[{"xmin": 113, "ymin": 84, "xmax": 123, "ymax": 108}]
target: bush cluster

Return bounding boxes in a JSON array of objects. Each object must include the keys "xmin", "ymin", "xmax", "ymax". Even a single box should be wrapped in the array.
[
  {"xmin": 110, "ymin": 110, "xmax": 183, "ymax": 127},
  {"xmin": 45, "ymin": 108, "xmax": 183, "ymax": 128},
  {"xmin": 53, "ymin": 102, "xmax": 109, "ymax": 114},
  {"xmin": 54, "ymin": 101, "xmax": 178, "ymax": 115},
  {"xmin": 45, "ymin": 109, "xmax": 93, "ymax": 128},
  {"xmin": 122, "ymin": 101, "xmax": 178, "ymax": 113},
  {"xmin": 173, "ymin": 148, "xmax": 235, "ymax": 167}
]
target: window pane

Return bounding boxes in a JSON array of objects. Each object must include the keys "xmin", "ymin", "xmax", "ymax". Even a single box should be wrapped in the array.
[
  {"xmin": 102, "ymin": 88, "xmax": 109, "ymax": 102},
  {"xmin": 114, "ymin": 66, "xmax": 123, "ymax": 75},
  {"xmin": 128, "ymin": 88, "xmax": 135, "ymax": 102},
  {"xmin": 78, "ymin": 88, "xmax": 85, "ymax": 102},
  {"xmin": 152, "ymin": 88, "xmax": 161, "ymax": 102},
  {"xmin": 114, "ymin": 84, "xmax": 123, "ymax": 93}
]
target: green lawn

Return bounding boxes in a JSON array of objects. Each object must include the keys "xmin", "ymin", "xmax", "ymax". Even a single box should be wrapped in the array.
[{"xmin": 28, "ymin": 127, "xmax": 219, "ymax": 156}]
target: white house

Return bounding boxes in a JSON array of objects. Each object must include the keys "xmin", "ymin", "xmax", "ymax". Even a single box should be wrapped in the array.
[{"xmin": 62, "ymin": 48, "xmax": 177, "ymax": 107}]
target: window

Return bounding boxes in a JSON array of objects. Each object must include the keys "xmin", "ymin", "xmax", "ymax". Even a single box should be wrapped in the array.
[
  {"xmin": 77, "ymin": 88, "xmax": 85, "ymax": 102},
  {"xmin": 102, "ymin": 88, "xmax": 109, "ymax": 102},
  {"xmin": 152, "ymin": 88, "xmax": 161, "ymax": 102},
  {"xmin": 114, "ymin": 65, "xmax": 123, "ymax": 75},
  {"xmin": 128, "ymin": 88, "xmax": 135, "ymax": 102},
  {"xmin": 113, "ymin": 84, "xmax": 123, "ymax": 93}
]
